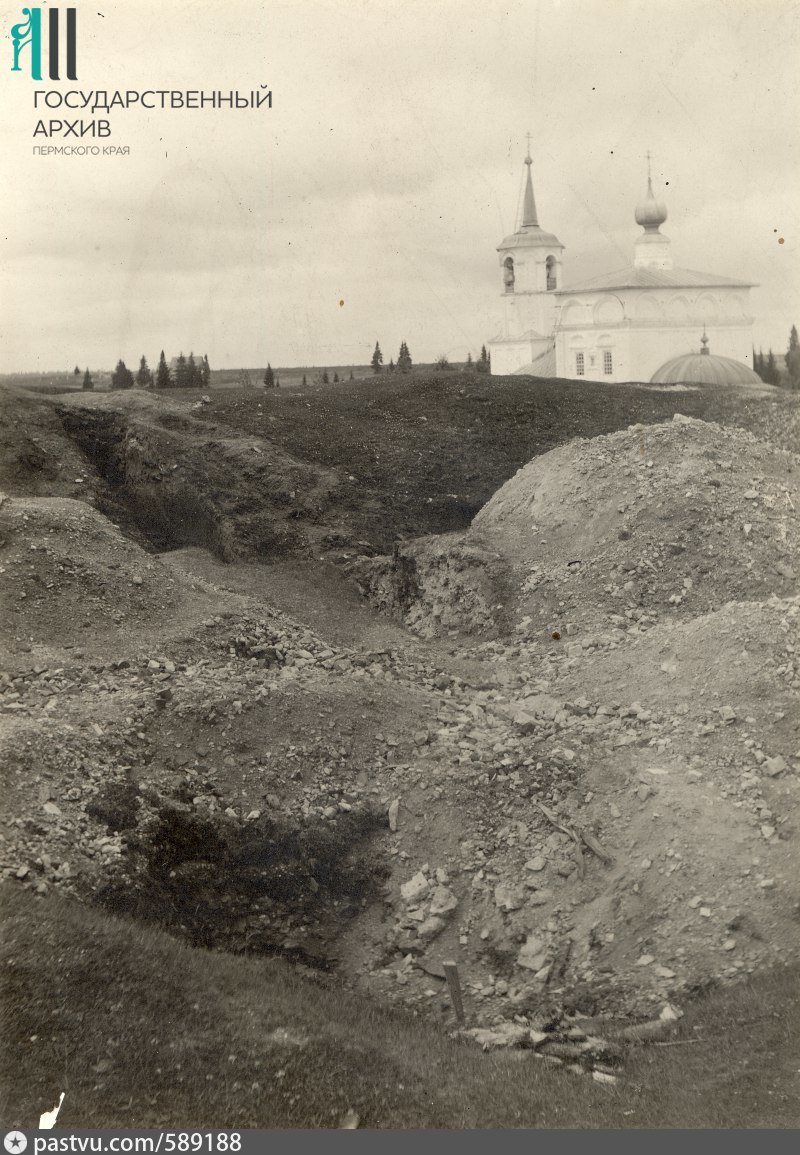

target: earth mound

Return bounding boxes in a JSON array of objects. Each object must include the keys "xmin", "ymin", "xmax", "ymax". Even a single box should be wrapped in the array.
[
  {"xmin": 356, "ymin": 416, "xmax": 799, "ymax": 639},
  {"xmin": 0, "ymin": 492, "xmax": 221, "ymax": 649}
]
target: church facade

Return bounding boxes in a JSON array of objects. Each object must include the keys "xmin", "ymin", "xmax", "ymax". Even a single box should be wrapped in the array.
[{"xmin": 488, "ymin": 152, "xmax": 756, "ymax": 383}]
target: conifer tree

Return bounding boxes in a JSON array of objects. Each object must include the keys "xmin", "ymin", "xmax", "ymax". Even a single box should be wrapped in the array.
[
  {"xmin": 82, "ymin": 368, "xmax": 93, "ymax": 391},
  {"xmin": 264, "ymin": 363, "xmax": 275, "ymax": 389},
  {"xmin": 74, "ymin": 365, "xmax": 81, "ymax": 377},
  {"xmin": 466, "ymin": 351, "xmax": 474, "ymax": 370},
  {"xmin": 397, "ymin": 340, "xmax": 412, "ymax": 373},
  {"xmin": 136, "ymin": 355, "xmax": 153, "ymax": 388},
  {"xmin": 175, "ymin": 352, "xmax": 188, "ymax": 388},
  {"xmin": 349, "ymin": 369, "xmax": 354, "ymax": 381},
  {"xmin": 388, "ymin": 358, "xmax": 395, "ymax": 372},
  {"xmin": 786, "ymin": 325, "xmax": 800, "ymax": 390},
  {"xmin": 477, "ymin": 344, "xmax": 489, "ymax": 374},
  {"xmin": 187, "ymin": 352, "xmax": 199, "ymax": 388},
  {"xmin": 764, "ymin": 349, "xmax": 779, "ymax": 385},
  {"xmin": 322, "ymin": 369, "xmax": 330, "ymax": 384},
  {"xmin": 111, "ymin": 359, "xmax": 135, "ymax": 390},
  {"xmin": 371, "ymin": 341, "xmax": 383, "ymax": 374},
  {"xmin": 155, "ymin": 350, "xmax": 171, "ymax": 390},
  {"xmin": 302, "ymin": 374, "xmax": 307, "ymax": 387},
  {"xmin": 201, "ymin": 354, "xmax": 211, "ymax": 388},
  {"xmin": 333, "ymin": 371, "xmax": 340, "ymax": 383}
]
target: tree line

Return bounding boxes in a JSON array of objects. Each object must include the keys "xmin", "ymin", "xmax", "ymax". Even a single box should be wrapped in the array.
[
  {"xmin": 78, "ymin": 352, "xmax": 212, "ymax": 391},
  {"xmin": 754, "ymin": 325, "xmax": 800, "ymax": 389},
  {"xmin": 369, "ymin": 341, "xmax": 491, "ymax": 374}
]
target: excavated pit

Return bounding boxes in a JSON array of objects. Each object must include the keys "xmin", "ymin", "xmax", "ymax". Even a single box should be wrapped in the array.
[
  {"xmin": 93, "ymin": 785, "xmax": 390, "ymax": 966},
  {"xmin": 55, "ymin": 401, "xmax": 329, "ymax": 561}
]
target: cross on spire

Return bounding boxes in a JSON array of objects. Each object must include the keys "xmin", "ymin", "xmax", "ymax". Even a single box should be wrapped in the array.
[
  {"xmin": 645, "ymin": 150, "xmax": 655, "ymax": 195},
  {"xmin": 521, "ymin": 136, "xmax": 538, "ymax": 228}
]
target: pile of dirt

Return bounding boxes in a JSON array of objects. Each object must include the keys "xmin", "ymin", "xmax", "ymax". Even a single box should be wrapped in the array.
[
  {"xmin": 0, "ymin": 492, "xmax": 224, "ymax": 649},
  {"xmin": 356, "ymin": 416, "xmax": 799, "ymax": 639},
  {"xmin": 0, "ymin": 385, "xmax": 105, "ymax": 502}
]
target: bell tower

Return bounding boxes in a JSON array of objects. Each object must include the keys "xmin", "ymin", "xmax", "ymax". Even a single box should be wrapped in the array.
[{"xmin": 489, "ymin": 139, "xmax": 565, "ymax": 375}]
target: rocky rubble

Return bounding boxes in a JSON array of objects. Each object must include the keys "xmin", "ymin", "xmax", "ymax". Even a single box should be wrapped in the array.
[
  {"xmin": 355, "ymin": 416, "xmax": 799, "ymax": 640},
  {"xmin": 2, "ymin": 411, "xmax": 799, "ymax": 1050}
]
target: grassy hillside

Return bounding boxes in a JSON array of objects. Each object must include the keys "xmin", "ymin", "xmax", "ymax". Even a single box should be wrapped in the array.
[{"xmin": 1, "ymin": 886, "xmax": 798, "ymax": 1129}]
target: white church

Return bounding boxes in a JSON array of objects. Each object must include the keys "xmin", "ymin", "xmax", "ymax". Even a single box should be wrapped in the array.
[{"xmin": 488, "ymin": 150, "xmax": 759, "ymax": 385}]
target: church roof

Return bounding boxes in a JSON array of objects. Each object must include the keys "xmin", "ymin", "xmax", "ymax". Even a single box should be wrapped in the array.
[
  {"xmin": 511, "ymin": 344, "xmax": 557, "ymax": 377},
  {"xmin": 498, "ymin": 146, "xmax": 564, "ymax": 252},
  {"xmin": 650, "ymin": 334, "xmax": 762, "ymax": 386},
  {"xmin": 556, "ymin": 264, "xmax": 754, "ymax": 294},
  {"xmin": 498, "ymin": 226, "xmax": 564, "ymax": 252},
  {"xmin": 487, "ymin": 328, "xmax": 551, "ymax": 344}
]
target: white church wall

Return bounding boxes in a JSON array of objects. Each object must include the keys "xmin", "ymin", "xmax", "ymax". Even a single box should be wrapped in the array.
[
  {"xmin": 555, "ymin": 329, "xmax": 631, "ymax": 382},
  {"xmin": 554, "ymin": 284, "xmax": 753, "ymax": 382}
]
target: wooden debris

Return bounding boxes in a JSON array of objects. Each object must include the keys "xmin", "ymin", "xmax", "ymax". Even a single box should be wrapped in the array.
[{"xmin": 443, "ymin": 959, "xmax": 465, "ymax": 1025}]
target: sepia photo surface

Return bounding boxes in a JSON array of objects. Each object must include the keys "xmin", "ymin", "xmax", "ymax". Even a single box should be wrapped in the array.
[{"xmin": 1, "ymin": 0, "xmax": 799, "ymax": 1134}]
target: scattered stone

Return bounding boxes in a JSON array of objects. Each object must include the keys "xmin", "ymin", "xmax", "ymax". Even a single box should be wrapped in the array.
[
  {"xmin": 494, "ymin": 884, "xmax": 525, "ymax": 912},
  {"xmin": 416, "ymin": 916, "xmax": 447, "ymax": 944},
  {"xmin": 517, "ymin": 934, "xmax": 548, "ymax": 972},
  {"xmin": 429, "ymin": 885, "xmax": 458, "ymax": 917},
  {"xmin": 400, "ymin": 872, "xmax": 430, "ymax": 904}
]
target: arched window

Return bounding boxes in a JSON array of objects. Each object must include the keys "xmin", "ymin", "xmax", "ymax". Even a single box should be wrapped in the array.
[
  {"xmin": 503, "ymin": 256, "xmax": 515, "ymax": 292},
  {"xmin": 546, "ymin": 255, "xmax": 557, "ymax": 290}
]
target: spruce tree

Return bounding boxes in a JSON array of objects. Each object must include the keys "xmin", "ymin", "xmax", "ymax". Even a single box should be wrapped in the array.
[
  {"xmin": 397, "ymin": 340, "xmax": 412, "ymax": 373},
  {"xmin": 786, "ymin": 325, "xmax": 800, "ymax": 390},
  {"xmin": 111, "ymin": 359, "xmax": 135, "ymax": 390},
  {"xmin": 466, "ymin": 351, "xmax": 474, "ymax": 370},
  {"xmin": 136, "ymin": 355, "xmax": 153, "ymax": 388},
  {"xmin": 201, "ymin": 354, "xmax": 211, "ymax": 389},
  {"xmin": 349, "ymin": 369, "xmax": 354, "ymax": 381},
  {"xmin": 187, "ymin": 352, "xmax": 199, "ymax": 388},
  {"xmin": 155, "ymin": 350, "xmax": 171, "ymax": 390},
  {"xmin": 322, "ymin": 369, "xmax": 330, "ymax": 384},
  {"xmin": 371, "ymin": 341, "xmax": 383, "ymax": 374},
  {"xmin": 174, "ymin": 352, "xmax": 188, "ymax": 388},
  {"xmin": 333, "ymin": 371, "xmax": 339, "ymax": 383},
  {"xmin": 263, "ymin": 363, "xmax": 275, "ymax": 389},
  {"xmin": 765, "ymin": 349, "xmax": 779, "ymax": 385},
  {"xmin": 477, "ymin": 344, "xmax": 489, "ymax": 374},
  {"xmin": 82, "ymin": 368, "xmax": 93, "ymax": 391},
  {"xmin": 73, "ymin": 365, "xmax": 81, "ymax": 377},
  {"xmin": 302, "ymin": 374, "xmax": 307, "ymax": 387}
]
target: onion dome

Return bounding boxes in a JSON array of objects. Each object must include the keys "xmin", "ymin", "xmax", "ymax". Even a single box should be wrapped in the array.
[
  {"xmin": 650, "ymin": 333, "xmax": 762, "ymax": 386},
  {"xmin": 635, "ymin": 174, "xmax": 668, "ymax": 232}
]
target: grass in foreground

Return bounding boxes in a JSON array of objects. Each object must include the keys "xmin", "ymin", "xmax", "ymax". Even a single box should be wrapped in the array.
[{"xmin": 1, "ymin": 885, "xmax": 798, "ymax": 1129}]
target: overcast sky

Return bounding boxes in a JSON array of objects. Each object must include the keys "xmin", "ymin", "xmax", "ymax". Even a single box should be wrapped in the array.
[{"xmin": 1, "ymin": 0, "xmax": 798, "ymax": 371}]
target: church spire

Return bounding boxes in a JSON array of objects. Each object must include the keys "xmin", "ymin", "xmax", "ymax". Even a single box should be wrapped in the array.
[{"xmin": 521, "ymin": 134, "xmax": 539, "ymax": 229}]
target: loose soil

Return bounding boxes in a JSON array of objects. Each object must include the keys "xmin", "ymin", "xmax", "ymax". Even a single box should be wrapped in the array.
[{"xmin": 1, "ymin": 372, "xmax": 799, "ymax": 1125}]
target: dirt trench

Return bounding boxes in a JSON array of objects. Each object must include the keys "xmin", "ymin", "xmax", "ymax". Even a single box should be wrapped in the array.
[{"xmin": 55, "ymin": 400, "xmax": 336, "ymax": 561}]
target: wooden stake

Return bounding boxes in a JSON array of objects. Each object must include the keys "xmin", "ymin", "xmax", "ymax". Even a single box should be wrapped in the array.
[{"xmin": 442, "ymin": 960, "xmax": 465, "ymax": 1025}]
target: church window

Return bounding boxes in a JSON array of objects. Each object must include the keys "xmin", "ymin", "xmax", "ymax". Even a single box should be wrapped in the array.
[
  {"xmin": 503, "ymin": 256, "xmax": 515, "ymax": 292},
  {"xmin": 546, "ymin": 255, "xmax": 557, "ymax": 290},
  {"xmin": 603, "ymin": 350, "xmax": 613, "ymax": 375},
  {"xmin": 576, "ymin": 352, "xmax": 585, "ymax": 375}
]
